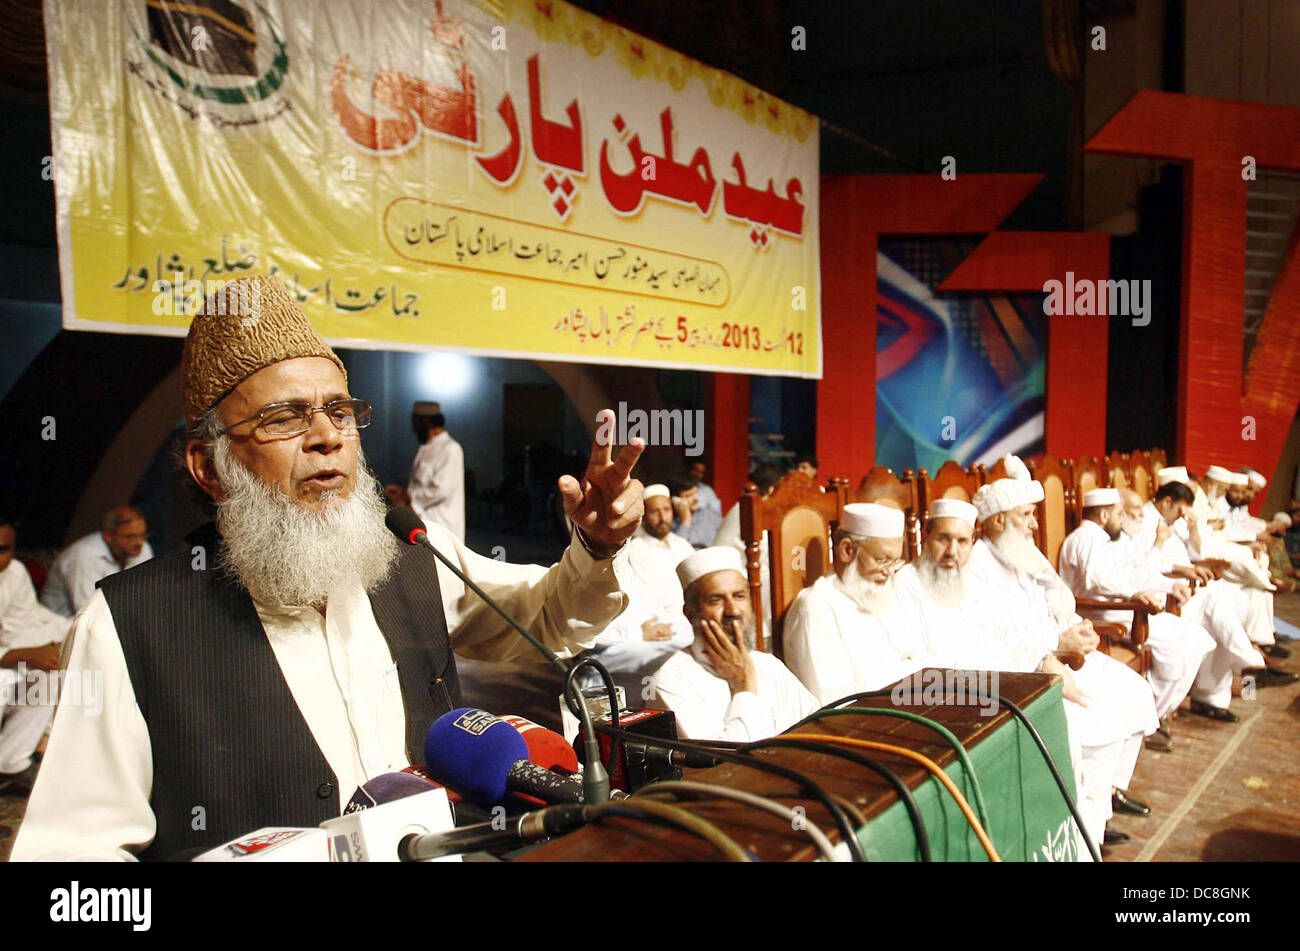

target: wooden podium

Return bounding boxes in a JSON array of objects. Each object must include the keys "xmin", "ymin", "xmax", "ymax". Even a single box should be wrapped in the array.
[{"xmin": 517, "ymin": 671, "xmax": 1079, "ymax": 862}]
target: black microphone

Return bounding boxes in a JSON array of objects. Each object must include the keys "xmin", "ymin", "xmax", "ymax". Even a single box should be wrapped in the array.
[
  {"xmin": 399, "ymin": 804, "xmax": 589, "ymax": 862},
  {"xmin": 385, "ymin": 506, "xmax": 611, "ymax": 805}
]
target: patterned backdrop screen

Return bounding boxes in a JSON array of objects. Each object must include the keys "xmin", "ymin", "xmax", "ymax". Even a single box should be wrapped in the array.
[{"xmin": 877, "ymin": 238, "xmax": 1047, "ymax": 475}]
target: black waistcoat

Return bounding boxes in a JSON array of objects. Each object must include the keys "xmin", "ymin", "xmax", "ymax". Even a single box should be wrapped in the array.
[{"xmin": 99, "ymin": 522, "xmax": 459, "ymax": 861}]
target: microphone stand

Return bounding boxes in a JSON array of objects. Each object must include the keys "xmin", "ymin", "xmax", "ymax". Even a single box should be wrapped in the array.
[{"xmin": 393, "ymin": 513, "xmax": 611, "ymax": 805}]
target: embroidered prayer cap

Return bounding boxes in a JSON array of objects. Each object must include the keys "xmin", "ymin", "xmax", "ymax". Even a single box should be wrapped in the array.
[
  {"xmin": 643, "ymin": 484, "xmax": 671, "ymax": 501},
  {"xmin": 182, "ymin": 275, "xmax": 347, "ymax": 427},
  {"xmin": 1156, "ymin": 466, "xmax": 1189, "ymax": 487},
  {"xmin": 677, "ymin": 546, "xmax": 746, "ymax": 591},
  {"xmin": 413, "ymin": 401, "xmax": 442, "ymax": 416},
  {"xmin": 972, "ymin": 454, "xmax": 1044, "ymax": 523},
  {"xmin": 841, "ymin": 502, "xmax": 905, "ymax": 539},
  {"xmin": 1082, "ymin": 487, "xmax": 1121, "ymax": 507},
  {"xmin": 929, "ymin": 498, "xmax": 978, "ymax": 528}
]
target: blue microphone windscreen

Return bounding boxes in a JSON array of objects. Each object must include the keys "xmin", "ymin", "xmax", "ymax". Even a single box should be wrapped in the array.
[{"xmin": 423, "ymin": 708, "xmax": 529, "ymax": 805}]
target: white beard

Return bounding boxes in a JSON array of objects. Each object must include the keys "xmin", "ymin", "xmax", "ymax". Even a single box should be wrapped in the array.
[
  {"xmin": 1120, "ymin": 516, "xmax": 1143, "ymax": 539},
  {"xmin": 991, "ymin": 526, "xmax": 1049, "ymax": 575},
  {"xmin": 836, "ymin": 557, "xmax": 893, "ymax": 614},
  {"xmin": 917, "ymin": 556, "xmax": 967, "ymax": 610},
  {"xmin": 212, "ymin": 437, "xmax": 400, "ymax": 608}
]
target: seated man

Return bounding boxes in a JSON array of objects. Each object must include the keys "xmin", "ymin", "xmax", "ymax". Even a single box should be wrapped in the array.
[
  {"xmin": 0, "ymin": 518, "xmax": 66, "ymax": 794},
  {"xmin": 784, "ymin": 502, "xmax": 923, "ymax": 703},
  {"xmin": 669, "ymin": 477, "xmax": 723, "ymax": 549},
  {"xmin": 40, "ymin": 506, "xmax": 153, "ymax": 618},
  {"xmin": 625, "ymin": 484, "xmax": 696, "ymax": 614},
  {"xmin": 1061, "ymin": 488, "xmax": 1268, "ymax": 727},
  {"xmin": 685, "ymin": 459, "xmax": 723, "ymax": 526},
  {"xmin": 892, "ymin": 497, "xmax": 1148, "ymax": 852},
  {"xmin": 649, "ymin": 547, "xmax": 817, "ymax": 740},
  {"xmin": 1132, "ymin": 477, "xmax": 1283, "ymax": 659},
  {"xmin": 13, "ymin": 275, "xmax": 644, "ymax": 861},
  {"xmin": 967, "ymin": 458, "xmax": 1159, "ymax": 838}
]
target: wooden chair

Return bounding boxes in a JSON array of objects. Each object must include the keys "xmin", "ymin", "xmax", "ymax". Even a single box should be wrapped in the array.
[
  {"xmin": 917, "ymin": 460, "xmax": 982, "ymax": 520},
  {"xmin": 853, "ymin": 466, "xmax": 921, "ymax": 559},
  {"xmin": 1027, "ymin": 454, "xmax": 1074, "ymax": 562},
  {"xmin": 1106, "ymin": 451, "xmax": 1131, "ymax": 492},
  {"xmin": 739, "ymin": 471, "xmax": 844, "ymax": 659},
  {"xmin": 1150, "ymin": 446, "xmax": 1168, "ymax": 474},
  {"xmin": 1072, "ymin": 455, "xmax": 1105, "ymax": 524},
  {"xmin": 1129, "ymin": 450, "xmax": 1154, "ymax": 503}
]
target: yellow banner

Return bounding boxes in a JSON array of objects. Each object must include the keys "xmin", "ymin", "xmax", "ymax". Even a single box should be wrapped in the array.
[{"xmin": 45, "ymin": 0, "xmax": 821, "ymax": 376}]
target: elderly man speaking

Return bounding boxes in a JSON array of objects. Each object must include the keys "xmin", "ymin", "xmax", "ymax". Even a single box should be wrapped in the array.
[{"xmin": 13, "ymin": 276, "xmax": 645, "ymax": 861}]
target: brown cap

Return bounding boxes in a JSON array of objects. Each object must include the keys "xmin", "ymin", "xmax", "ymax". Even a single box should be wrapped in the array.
[{"xmin": 181, "ymin": 275, "xmax": 347, "ymax": 426}]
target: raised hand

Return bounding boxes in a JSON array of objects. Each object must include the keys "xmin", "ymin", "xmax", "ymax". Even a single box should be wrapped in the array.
[{"xmin": 557, "ymin": 408, "xmax": 646, "ymax": 555}]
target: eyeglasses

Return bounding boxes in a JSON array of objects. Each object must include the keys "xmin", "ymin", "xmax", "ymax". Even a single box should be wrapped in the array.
[{"xmin": 220, "ymin": 398, "xmax": 373, "ymax": 438}]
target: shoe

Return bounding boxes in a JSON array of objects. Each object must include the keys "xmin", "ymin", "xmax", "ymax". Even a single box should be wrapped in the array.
[
  {"xmin": 1157, "ymin": 717, "xmax": 1173, "ymax": 739},
  {"xmin": 1243, "ymin": 667, "xmax": 1299, "ymax": 687},
  {"xmin": 1145, "ymin": 731, "xmax": 1174, "ymax": 752},
  {"xmin": 1103, "ymin": 827, "xmax": 1131, "ymax": 845},
  {"xmin": 1265, "ymin": 644, "xmax": 1292, "ymax": 659},
  {"xmin": 1276, "ymin": 632, "xmax": 1295, "ymax": 643},
  {"xmin": 1112, "ymin": 790, "xmax": 1151, "ymax": 817},
  {"xmin": 1189, "ymin": 699, "xmax": 1239, "ymax": 722},
  {"xmin": 0, "ymin": 761, "xmax": 40, "ymax": 797}
]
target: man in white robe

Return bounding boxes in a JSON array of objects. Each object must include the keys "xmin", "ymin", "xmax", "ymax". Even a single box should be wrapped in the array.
[
  {"xmin": 648, "ymin": 548, "xmax": 817, "ymax": 741},
  {"xmin": 581, "ymin": 485, "xmax": 694, "ymax": 707},
  {"xmin": 888, "ymin": 498, "xmax": 1125, "ymax": 855},
  {"xmin": 405, "ymin": 401, "xmax": 466, "ymax": 542},
  {"xmin": 784, "ymin": 502, "xmax": 924, "ymax": 704},
  {"xmin": 1060, "ymin": 488, "xmax": 1267, "ymax": 728},
  {"xmin": 40, "ymin": 506, "xmax": 154, "ymax": 618},
  {"xmin": 967, "ymin": 459, "xmax": 1159, "ymax": 843},
  {"xmin": 0, "ymin": 520, "xmax": 65, "ymax": 793}
]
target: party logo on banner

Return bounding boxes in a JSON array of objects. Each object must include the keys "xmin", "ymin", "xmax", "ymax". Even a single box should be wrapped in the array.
[{"xmin": 124, "ymin": 1, "xmax": 291, "ymax": 124}]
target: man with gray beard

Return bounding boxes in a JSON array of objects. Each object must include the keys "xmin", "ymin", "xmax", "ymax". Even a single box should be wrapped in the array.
[
  {"xmin": 648, "ymin": 548, "xmax": 816, "ymax": 740},
  {"xmin": 784, "ymin": 503, "xmax": 924, "ymax": 704},
  {"xmin": 14, "ymin": 276, "xmax": 645, "ymax": 861},
  {"xmin": 967, "ymin": 457, "xmax": 1159, "ymax": 848}
]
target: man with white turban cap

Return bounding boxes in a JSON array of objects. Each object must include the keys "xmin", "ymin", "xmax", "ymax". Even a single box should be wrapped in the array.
[
  {"xmin": 647, "ymin": 548, "xmax": 817, "ymax": 740},
  {"xmin": 968, "ymin": 456, "xmax": 1159, "ymax": 848},
  {"xmin": 784, "ymin": 503, "xmax": 924, "ymax": 704}
]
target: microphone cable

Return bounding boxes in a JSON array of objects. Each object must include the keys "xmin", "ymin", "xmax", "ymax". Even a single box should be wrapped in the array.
[
  {"xmin": 794, "ymin": 707, "xmax": 991, "ymax": 830},
  {"xmin": 790, "ymin": 734, "xmax": 1000, "ymax": 861},
  {"xmin": 734, "ymin": 737, "xmax": 930, "ymax": 861},
  {"xmin": 635, "ymin": 779, "xmax": 839, "ymax": 862},
  {"xmin": 825, "ymin": 687, "xmax": 1101, "ymax": 863},
  {"xmin": 584, "ymin": 798, "xmax": 751, "ymax": 862},
  {"xmin": 586, "ymin": 722, "xmax": 869, "ymax": 862}
]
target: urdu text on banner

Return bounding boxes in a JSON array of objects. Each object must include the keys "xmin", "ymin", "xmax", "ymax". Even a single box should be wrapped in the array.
[{"xmin": 44, "ymin": 0, "xmax": 822, "ymax": 377}]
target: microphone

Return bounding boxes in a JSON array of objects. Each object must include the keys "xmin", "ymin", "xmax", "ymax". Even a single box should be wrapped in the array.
[
  {"xmin": 399, "ymin": 804, "xmax": 589, "ymax": 862},
  {"xmin": 424, "ymin": 708, "xmax": 588, "ymax": 806},
  {"xmin": 319, "ymin": 781, "xmax": 457, "ymax": 862},
  {"xmin": 502, "ymin": 714, "xmax": 580, "ymax": 774},
  {"xmin": 386, "ymin": 506, "xmax": 611, "ymax": 804}
]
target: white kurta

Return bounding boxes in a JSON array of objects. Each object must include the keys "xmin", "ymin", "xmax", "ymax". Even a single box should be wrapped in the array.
[
  {"xmin": 625, "ymin": 527, "xmax": 695, "ymax": 615},
  {"xmin": 782, "ymin": 574, "xmax": 925, "ymax": 704},
  {"xmin": 1059, "ymin": 521, "xmax": 1214, "ymax": 719},
  {"xmin": 650, "ymin": 649, "xmax": 818, "ymax": 742},
  {"xmin": 40, "ymin": 532, "xmax": 154, "ymax": 618},
  {"xmin": 11, "ymin": 523, "xmax": 628, "ymax": 861},
  {"xmin": 408, "ymin": 430, "xmax": 466, "ymax": 542},
  {"xmin": 0, "ymin": 560, "xmax": 71, "ymax": 651}
]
